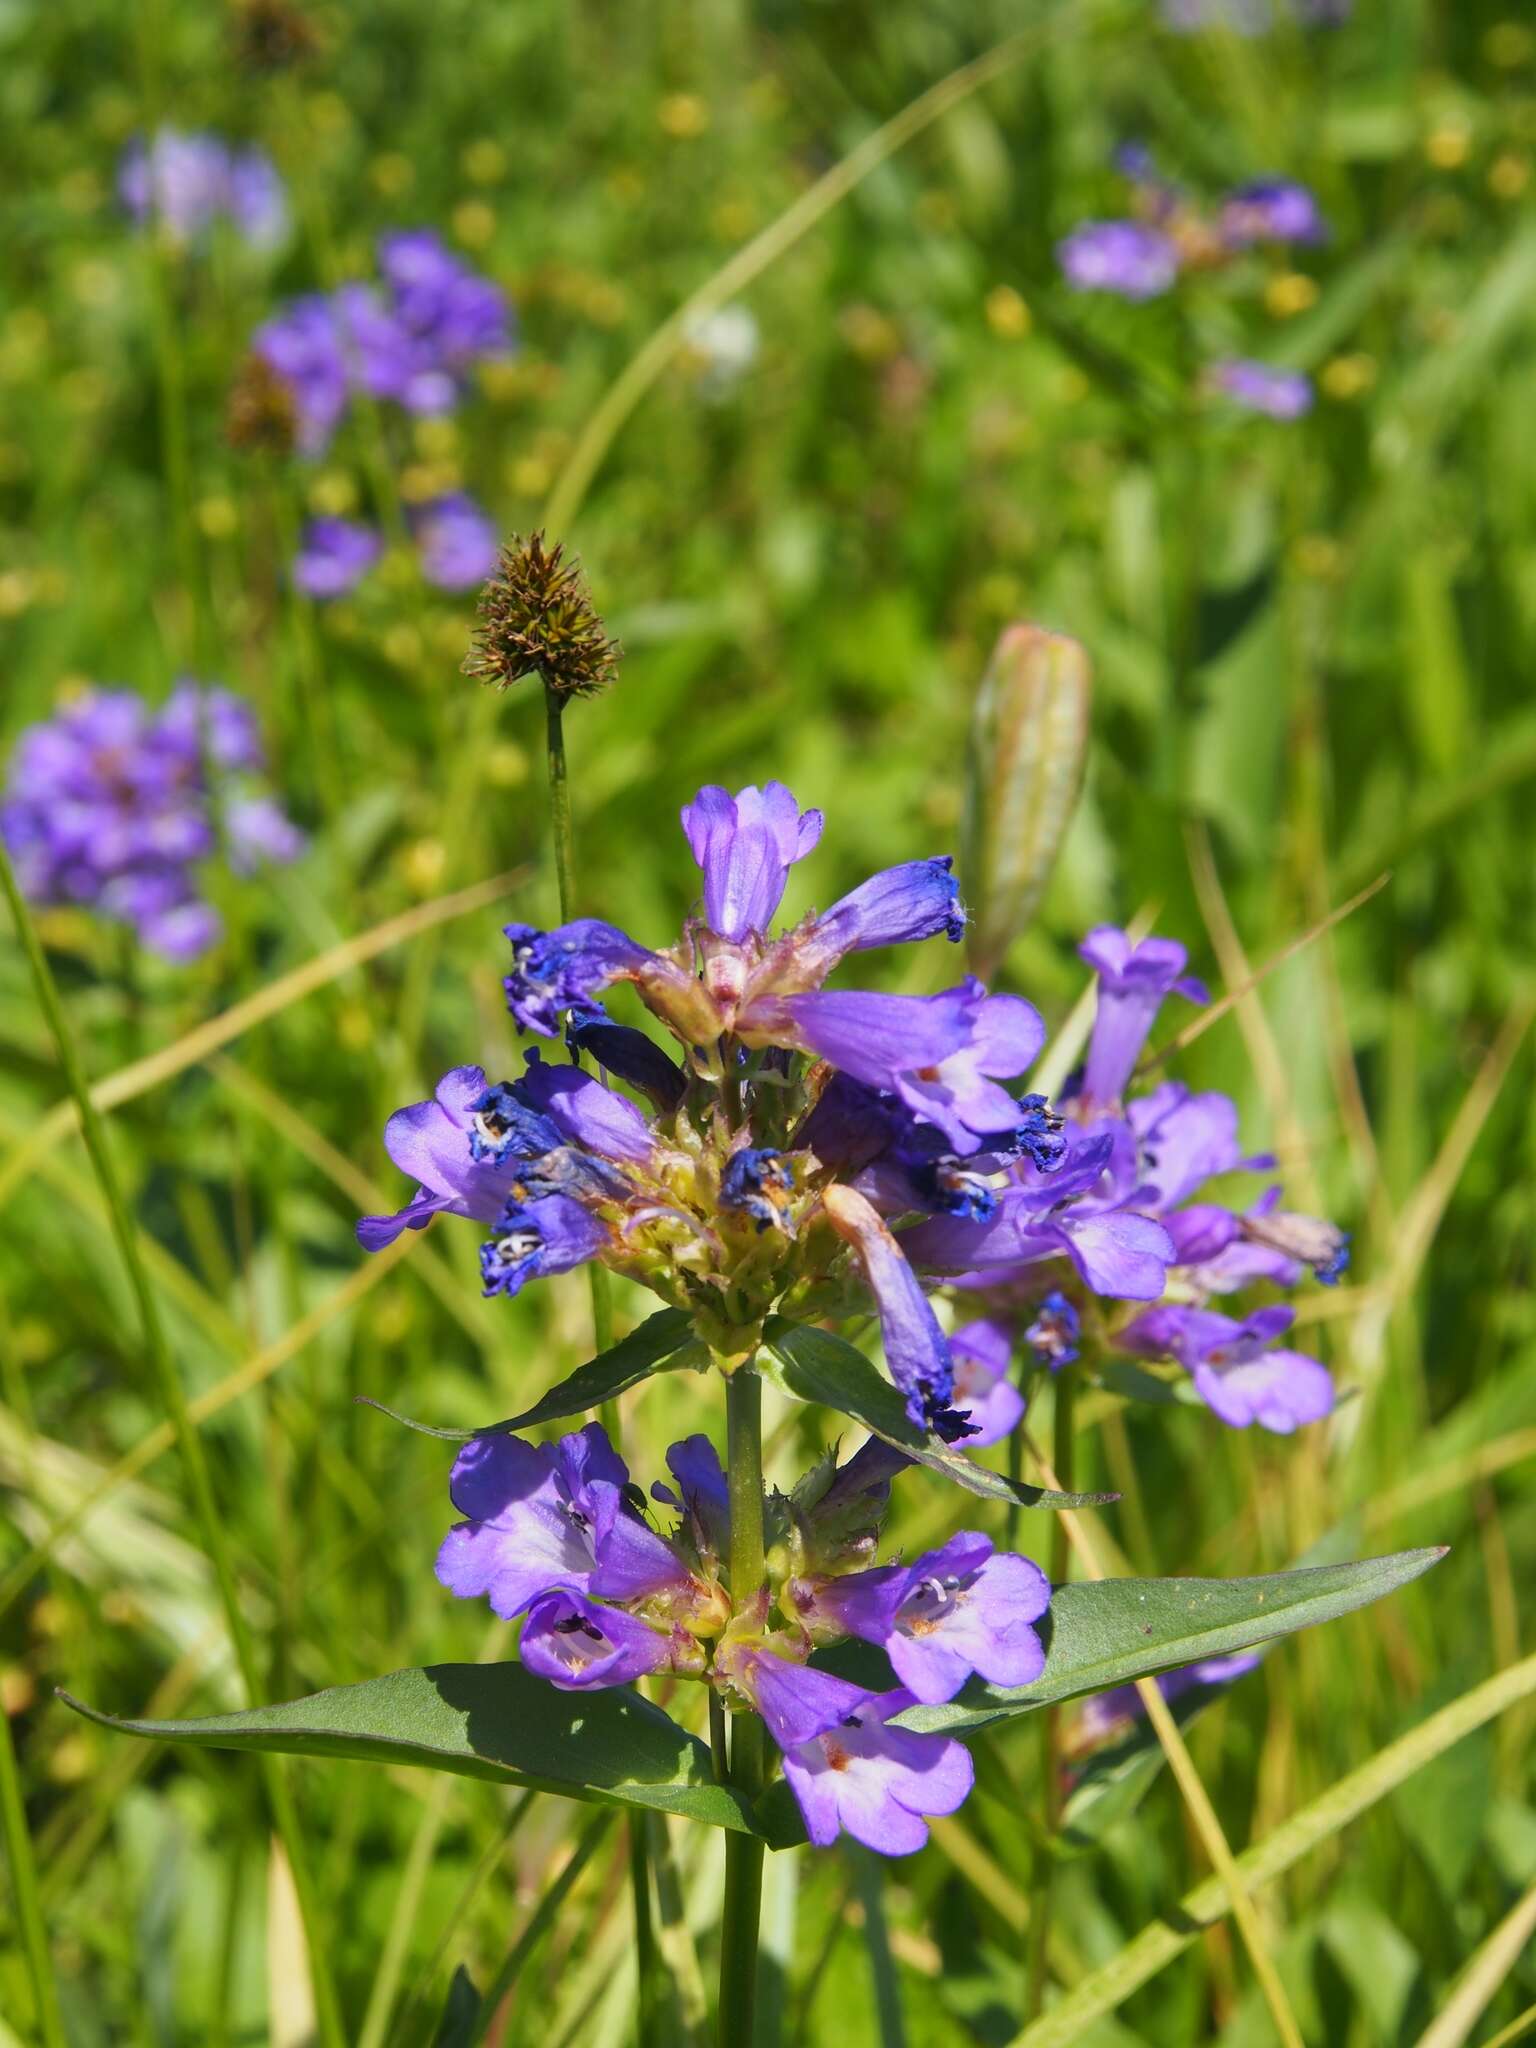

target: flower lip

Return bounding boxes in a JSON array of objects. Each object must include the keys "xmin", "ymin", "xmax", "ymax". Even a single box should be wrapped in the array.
[{"xmin": 680, "ymin": 781, "xmax": 824, "ymax": 942}]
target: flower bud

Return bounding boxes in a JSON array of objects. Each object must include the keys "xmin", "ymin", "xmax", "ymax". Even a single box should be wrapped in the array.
[{"xmin": 961, "ymin": 624, "xmax": 1091, "ymax": 982}]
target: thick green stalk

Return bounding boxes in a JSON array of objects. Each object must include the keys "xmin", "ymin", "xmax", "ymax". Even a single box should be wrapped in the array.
[
  {"xmin": 1023, "ymin": 1369, "xmax": 1076, "ymax": 2018},
  {"xmin": 0, "ymin": 1703, "xmax": 67, "ymax": 2048},
  {"xmin": 720, "ymin": 1365, "xmax": 768, "ymax": 2047},
  {"xmin": 0, "ymin": 843, "xmax": 344, "ymax": 2048}
]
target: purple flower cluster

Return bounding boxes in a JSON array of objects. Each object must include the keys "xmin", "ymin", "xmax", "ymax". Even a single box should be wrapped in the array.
[
  {"xmin": 436, "ymin": 1421, "xmax": 1050, "ymax": 1855},
  {"xmin": 290, "ymin": 493, "xmax": 499, "ymax": 600},
  {"xmin": 1, "ymin": 684, "xmax": 304, "ymax": 960},
  {"xmin": 1057, "ymin": 154, "xmax": 1326, "ymax": 301},
  {"xmin": 254, "ymin": 230, "xmax": 514, "ymax": 454},
  {"xmin": 360, "ymin": 781, "xmax": 1183, "ymax": 1438},
  {"xmin": 119, "ymin": 129, "xmax": 287, "ymax": 250},
  {"xmin": 1071, "ymin": 1651, "xmax": 1261, "ymax": 1750},
  {"xmin": 1211, "ymin": 359, "xmax": 1315, "ymax": 419},
  {"xmin": 942, "ymin": 925, "xmax": 1346, "ymax": 1434}
]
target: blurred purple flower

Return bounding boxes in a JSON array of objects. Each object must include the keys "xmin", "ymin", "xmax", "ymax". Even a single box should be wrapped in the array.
[
  {"xmin": 948, "ymin": 1319, "xmax": 1026, "ymax": 1445},
  {"xmin": 1221, "ymin": 179, "xmax": 1328, "ymax": 246},
  {"xmin": 291, "ymin": 517, "xmax": 381, "ymax": 599},
  {"xmin": 119, "ymin": 130, "xmax": 287, "ymax": 250},
  {"xmin": 1, "ymin": 683, "xmax": 302, "ymax": 961},
  {"xmin": 1212, "ymin": 360, "xmax": 1314, "ymax": 420},
  {"xmin": 1058, "ymin": 221, "xmax": 1180, "ymax": 300},
  {"xmin": 413, "ymin": 491, "xmax": 499, "ymax": 591},
  {"xmin": 1120, "ymin": 1301, "xmax": 1334, "ymax": 1431},
  {"xmin": 1076, "ymin": 1652, "xmax": 1261, "ymax": 1745}
]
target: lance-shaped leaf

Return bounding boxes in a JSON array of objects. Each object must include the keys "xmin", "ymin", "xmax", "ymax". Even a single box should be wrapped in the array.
[
  {"xmin": 893, "ymin": 1549, "xmax": 1446, "ymax": 1735},
  {"xmin": 61, "ymin": 1662, "xmax": 759, "ymax": 1834},
  {"xmin": 360, "ymin": 1308, "xmax": 702, "ymax": 1440},
  {"xmin": 962, "ymin": 623, "xmax": 1091, "ymax": 981},
  {"xmin": 761, "ymin": 1316, "xmax": 1114, "ymax": 1510}
]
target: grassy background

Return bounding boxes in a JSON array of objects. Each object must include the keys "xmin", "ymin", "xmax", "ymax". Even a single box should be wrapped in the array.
[{"xmin": 3, "ymin": 0, "xmax": 1536, "ymax": 2041}]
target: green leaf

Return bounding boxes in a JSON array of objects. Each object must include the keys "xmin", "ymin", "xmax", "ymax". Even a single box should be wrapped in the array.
[
  {"xmin": 894, "ymin": 1550, "xmax": 1446, "ymax": 1735},
  {"xmin": 60, "ymin": 1661, "xmax": 758, "ymax": 1835},
  {"xmin": 358, "ymin": 1309, "xmax": 702, "ymax": 1440},
  {"xmin": 761, "ymin": 1317, "xmax": 1114, "ymax": 1511}
]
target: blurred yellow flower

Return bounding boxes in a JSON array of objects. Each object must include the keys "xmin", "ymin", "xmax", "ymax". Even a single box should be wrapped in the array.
[
  {"xmin": 0, "ymin": 570, "xmax": 34, "ymax": 617},
  {"xmin": 1264, "ymin": 272, "xmax": 1319, "ymax": 318},
  {"xmin": 985, "ymin": 285, "xmax": 1031, "ymax": 339},
  {"xmin": 453, "ymin": 198, "xmax": 497, "ymax": 249},
  {"xmin": 1425, "ymin": 120, "xmax": 1473, "ymax": 169},
  {"xmin": 1321, "ymin": 353, "xmax": 1378, "ymax": 400},
  {"xmin": 462, "ymin": 137, "xmax": 507, "ymax": 183},
  {"xmin": 400, "ymin": 460, "xmax": 462, "ymax": 502},
  {"xmin": 1484, "ymin": 22, "xmax": 1534, "ymax": 68},
  {"xmin": 413, "ymin": 416, "xmax": 460, "ymax": 459},
  {"xmin": 370, "ymin": 151, "xmax": 415, "ymax": 196},
  {"xmin": 1489, "ymin": 152, "xmax": 1530, "ymax": 199},
  {"xmin": 658, "ymin": 93, "xmax": 709, "ymax": 138},
  {"xmin": 1293, "ymin": 534, "xmax": 1345, "ymax": 580},
  {"xmin": 487, "ymin": 740, "xmax": 529, "ymax": 787},
  {"xmin": 308, "ymin": 470, "xmax": 358, "ymax": 516},
  {"xmin": 382, "ymin": 622, "xmax": 424, "ymax": 667},
  {"xmin": 197, "ymin": 495, "xmax": 239, "ymax": 540},
  {"xmin": 402, "ymin": 836, "xmax": 447, "ymax": 894}
]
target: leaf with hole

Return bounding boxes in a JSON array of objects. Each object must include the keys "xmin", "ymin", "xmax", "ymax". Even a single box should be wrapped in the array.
[
  {"xmin": 761, "ymin": 1316, "xmax": 1114, "ymax": 1510},
  {"xmin": 61, "ymin": 1661, "xmax": 758, "ymax": 1834}
]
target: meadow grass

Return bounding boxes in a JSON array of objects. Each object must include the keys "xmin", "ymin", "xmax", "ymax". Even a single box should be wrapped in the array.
[{"xmin": 2, "ymin": 2, "xmax": 1535, "ymax": 2043}]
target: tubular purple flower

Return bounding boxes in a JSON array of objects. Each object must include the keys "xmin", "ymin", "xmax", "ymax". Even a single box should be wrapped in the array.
[
  {"xmin": 513, "ymin": 1056, "xmax": 659, "ymax": 1166},
  {"xmin": 1220, "ymin": 179, "xmax": 1327, "ymax": 246},
  {"xmin": 822, "ymin": 1184, "xmax": 964, "ymax": 1434},
  {"xmin": 948, "ymin": 1320, "xmax": 1026, "ymax": 1445},
  {"xmin": 1078, "ymin": 927, "xmax": 1208, "ymax": 1107},
  {"xmin": 802, "ymin": 1531, "xmax": 1050, "ymax": 1705},
  {"xmin": 292, "ymin": 516, "xmax": 381, "ymax": 599},
  {"xmin": 1076, "ymin": 1652, "xmax": 1260, "ymax": 1746},
  {"xmin": 503, "ymin": 920, "xmax": 656, "ymax": 1036},
  {"xmin": 1058, "ymin": 220, "xmax": 1180, "ymax": 299},
  {"xmin": 435, "ymin": 1424, "xmax": 687, "ymax": 1620},
  {"xmin": 479, "ymin": 1194, "xmax": 609, "ymax": 1298},
  {"xmin": 1025, "ymin": 1291, "xmax": 1081, "ymax": 1371},
  {"xmin": 652, "ymin": 1435, "xmax": 731, "ymax": 1557},
  {"xmin": 1126, "ymin": 1082, "xmax": 1263, "ymax": 1209},
  {"xmin": 1120, "ymin": 1302, "xmax": 1335, "ymax": 1432},
  {"xmin": 413, "ymin": 491, "xmax": 499, "ymax": 591},
  {"xmin": 782, "ymin": 857, "xmax": 965, "ymax": 984},
  {"xmin": 566, "ymin": 1016, "xmax": 687, "ymax": 1113},
  {"xmin": 680, "ymin": 782, "xmax": 824, "ymax": 941},
  {"xmin": 729, "ymin": 1650, "xmax": 974, "ymax": 1855},
  {"xmin": 1211, "ymin": 360, "xmax": 1314, "ymax": 420},
  {"xmin": 518, "ymin": 1591, "xmax": 683, "ymax": 1691},
  {"xmin": 904, "ymin": 1169, "xmax": 1175, "ymax": 1300},
  {"xmin": 356, "ymin": 1064, "xmax": 531, "ymax": 1249},
  {"xmin": 781, "ymin": 981, "xmax": 1045, "ymax": 1154}
]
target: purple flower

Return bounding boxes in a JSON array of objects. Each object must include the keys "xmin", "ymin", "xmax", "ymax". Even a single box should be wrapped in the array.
[
  {"xmin": 1, "ymin": 682, "xmax": 301, "ymax": 962},
  {"xmin": 292, "ymin": 517, "xmax": 381, "ymax": 599},
  {"xmin": 904, "ymin": 1137, "xmax": 1175, "ymax": 1302},
  {"xmin": 1025, "ymin": 1291, "xmax": 1080, "ymax": 1371},
  {"xmin": 503, "ymin": 920, "xmax": 657, "ymax": 1036},
  {"xmin": 518, "ymin": 1590, "xmax": 681, "ymax": 1691},
  {"xmin": 1220, "ymin": 179, "xmax": 1327, "ymax": 246},
  {"xmin": 731, "ymin": 1651, "xmax": 974, "ymax": 1855},
  {"xmin": 823, "ymin": 1184, "xmax": 967, "ymax": 1435},
  {"xmin": 1162, "ymin": 0, "xmax": 1350, "ymax": 31},
  {"xmin": 253, "ymin": 296, "xmax": 350, "ymax": 454},
  {"xmin": 478, "ymin": 1194, "xmax": 609, "ymax": 1298},
  {"xmin": 119, "ymin": 130, "xmax": 287, "ymax": 251},
  {"xmin": 652, "ymin": 1435, "xmax": 731, "ymax": 1558},
  {"xmin": 356, "ymin": 1064, "xmax": 532, "ymax": 1250},
  {"xmin": 1078, "ymin": 927, "xmax": 1208, "ymax": 1108},
  {"xmin": 1119, "ymin": 1302, "xmax": 1334, "ymax": 1432},
  {"xmin": 1058, "ymin": 221, "xmax": 1180, "ymax": 300},
  {"xmin": 1076, "ymin": 1652, "xmax": 1260, "ymax": 1745},
  {"xmin": 1211, "ymin": 360, "xmax": 1314, "ymax": 420},
  {"xmin": 566, "ymin": 1016, "xmax": 686, "ymax": 1114},
  {"xmin": 513, "ymin": 1055, "xmax": 659, "ymax": 1167},
  {"xmin": 720, "ymin": 1148, "xmax": 796, "ymax": 1233},
  {"xmin": 783, "ymin": 857, "xmax": 966, "ymax": 985},
  {"xmin": 1126, "ymin": 1082, "xmax": 1255, "ymax": 1210},
  {"xmin": 413, "ymin": 492, "xmax": 499, "ymax": 591},
  {"xmin": 948, "ymin": 1320, "xmax": 1026, "ymax": 1446},
  {"xmin": 680, "ymin": 782, "xmax": 825, "ymax": 942},
  {"xmin": 781, "ymin": 980, "xmax": 1045, "ymax": 1155},
  {"xmin": 435, "ymin": 1423, "xmax": 687, "ymax": 1620},
  {"xmin": 801, "ymin": 1531, "xmax": 1050, "ymax": 1705}
]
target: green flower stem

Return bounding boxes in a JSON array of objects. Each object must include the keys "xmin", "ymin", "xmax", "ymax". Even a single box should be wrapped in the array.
[
  {"xmin": 0, "ymin": 841, "xmax": 345, "ymax": 2048},
  {"xmin": 1023, "ymin": 1368, "xmax": 1077, "ymax": 2019},
  {"xmin": 0, "ymin": 1702, "xmax": 67, "ymax": 2048},
  {"xmin": 720, "ymin": 1364, "xmax": 768, "ymax": 2047}
]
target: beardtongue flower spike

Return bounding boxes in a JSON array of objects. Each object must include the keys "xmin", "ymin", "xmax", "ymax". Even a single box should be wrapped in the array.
[
  {"xmin": 796, "ymin": 1531, "xmax": 1051, "ymax": 1705},
  {"xmin": 1077, "ymin": 927, "xmax": 1210, "ymax": 1110},
  {"xmin": 724, "ymin": 1648, "xmax": 974, "ymax": 1855}
]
